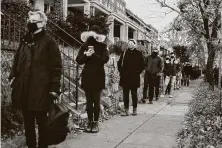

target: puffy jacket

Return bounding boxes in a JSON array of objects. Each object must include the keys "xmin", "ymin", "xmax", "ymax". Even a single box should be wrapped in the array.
[
  {"xmin": 145, "ymin": 55, "xmax": 164, "ymax": 75},
  {"xmin": 163, "ymin": 59, "xmax": 179, "ymax": 76}
]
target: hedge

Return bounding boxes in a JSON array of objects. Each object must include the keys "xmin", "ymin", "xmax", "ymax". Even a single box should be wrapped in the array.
[{"xmin": 176, "ymin": 82, "xmax": 222, "ymax": 148}]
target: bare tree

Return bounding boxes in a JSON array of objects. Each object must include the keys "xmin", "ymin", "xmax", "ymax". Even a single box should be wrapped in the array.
[{"xmin": 154, "ymin": 0, "xmax": 222, "ymax": 89}]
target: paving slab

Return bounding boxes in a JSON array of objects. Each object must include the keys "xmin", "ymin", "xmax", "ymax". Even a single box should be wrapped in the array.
[
  {"xmin": 120, "ymin": 132, "xmax": 177, "ymax": 148},
  {"xmin": 55, "ymin": 114, "xmax": 154, "ymax": 148}
]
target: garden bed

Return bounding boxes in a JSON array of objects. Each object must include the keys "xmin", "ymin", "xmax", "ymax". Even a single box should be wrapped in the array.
[{"xmin": 176, "ymin": 82, "xmax": 222, "ymax": 148}]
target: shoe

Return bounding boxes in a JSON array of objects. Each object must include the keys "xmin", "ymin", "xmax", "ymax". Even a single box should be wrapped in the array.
[
  {"xmin": 121, "ymin": 109, "xmax": 129, "ymax": 116},
  {"xmin": 141, "ymin": 99, "xmax": 146, "ymax": 104},
  {"xmin": 91, "ymin": 121, "xmax": 99, "ymax": 133},
  {"xmin": 85, "ymin": 121, "xmax": 92, "ymax": 132},
  {"xmin": 148, "ymin": 101, "xmax": 153, "ymax": 104},
  {"xmin": 169, "ymin": 95, "xmax": 173, "ymax": 98},
  {"xmin": 132, "ymin": 108, "xmax": 137, "ymax": 116},
  {"xmin": 160, "ymin": 95, "xmax": 164, "ymax": 98}
]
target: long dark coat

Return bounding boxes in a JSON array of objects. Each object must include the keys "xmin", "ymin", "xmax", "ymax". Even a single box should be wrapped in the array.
[
  {"xmin": 9, "ymin": 31, "xmax": 62, "ymax": 111},
  {"xmin": 76, "ymin": 41, "xmax": 109, "ymax": 91},
  {"xmin": 117, "ymin": 49, "xmax": 145, "ymax": 89}
]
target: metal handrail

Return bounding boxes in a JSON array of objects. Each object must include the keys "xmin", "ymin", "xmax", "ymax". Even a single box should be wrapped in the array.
[
  {"xmin": 48, "ymin": 19, "xmax": 83, "ymax": 46},
  {"xmin": 1, "ymin": 11, "xmax": 27, "ymax": 31},
  {"xmin": 2, "ymin": 10, "xmax": 83, "ymax": 46}
]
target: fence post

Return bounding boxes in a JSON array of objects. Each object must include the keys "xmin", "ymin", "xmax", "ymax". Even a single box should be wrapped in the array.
[{"xmin": 76, "ymin": 64, "xmax": 79, "ymax": 110}]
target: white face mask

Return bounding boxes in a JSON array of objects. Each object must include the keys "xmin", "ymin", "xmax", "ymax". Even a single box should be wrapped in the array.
[{"xmin": 128, "ymin": 41, "xmax": 136, "ymax": 49}]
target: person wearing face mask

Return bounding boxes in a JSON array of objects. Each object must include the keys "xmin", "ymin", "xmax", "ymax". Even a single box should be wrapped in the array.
[
  {"xmin": 163, "ymin": 56, "xmax": 171, "ymax": 95},
  {"xmin": 183, "ymin": 62, "xmax": 192, "ymax": 86},
  {"xmin": 142, "ymin": 48, "xmax": 164, "ymax": 104},
  {"xmin": 161, "ymin": 52, "xmax": 179, "ymax": 98},
  {"xmin": 118, "ymin": 39, "xmax": 145, "ymax": 116},
  {"xmin": 8, "ymin": 10, "xmax": 62, "ymax": 148},
  {"xmin": 76, "ymin": 25, "xmax": 109, "ymax": 133},
  {"xmin": 175, "ymin": 58, "xmax": 182, "ymax": 90}
]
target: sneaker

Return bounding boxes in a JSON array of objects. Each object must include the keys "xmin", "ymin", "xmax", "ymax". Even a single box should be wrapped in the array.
[
  {"xmin": 91, "ymin": 121, "xmax": 99, "ymax": 133},
  {"xmin": 121, "ymin": 109, "xmax": 129, "ymax": 116},
  {"xmin": 85, "ymin": 121, "xmax": 92, "ymax": 132},
  {"xmin": 169, "ymin": 95, "xmax": 173, "ymax": 98},
  {"xmin": 160, "ymin": 95, "xmax": 164, "ymax": 98},
  {"xmin": 132, "ymin": 108, "xmax": 137, "ymax": 116}
]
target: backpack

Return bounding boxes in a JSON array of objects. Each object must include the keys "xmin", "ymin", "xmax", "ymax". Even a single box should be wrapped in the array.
[{"xmin": 47, "ymin": 102, "xmax": 70, "ymax": 145}]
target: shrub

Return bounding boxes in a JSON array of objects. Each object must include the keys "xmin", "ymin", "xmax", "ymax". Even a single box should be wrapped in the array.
[{"xmin": 177, "ymin": 82, "xmax": 222, "ymax": 148}]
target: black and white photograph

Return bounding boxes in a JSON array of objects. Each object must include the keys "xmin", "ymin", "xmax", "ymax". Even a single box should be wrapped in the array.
[{"xmin": 1, "ymin": 0, "xmax": 222, "ymax": 148}]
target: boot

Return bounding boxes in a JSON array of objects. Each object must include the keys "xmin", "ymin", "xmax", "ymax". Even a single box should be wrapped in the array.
[
  {"xmin": 132, "ymin": 108, "xmax": 137, "ymax": 116},
  {"xmin": 121, "ymin": 108, "xmax": 129, "ymax": 116},
  {"xmin": 91, "ymin": 121, "xmax": 99, "ymax": 133},
  {"xmin": 85, "ymin": 121, "xmax": 92, "ymax": 133}
]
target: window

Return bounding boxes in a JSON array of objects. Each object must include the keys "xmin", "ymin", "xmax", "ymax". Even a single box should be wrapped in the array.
[
  {"xmin": 44, "ymin": 3, "xmax": 49, "ymax": 13},
  {"xmin": 50, "ymin": 6, "xmax": 54, "ymax": 12}
]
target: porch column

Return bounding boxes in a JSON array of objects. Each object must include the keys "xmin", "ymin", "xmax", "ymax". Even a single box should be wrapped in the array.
[
  {"xmin": 90, "ymin": 6, "xmax": 96, "ymax": 16},
  {"xmin": 84, "ymin": 2, "xmax": 90, "ymax": 15},
  {"xmin": 125, "ymin": 24, "xmax": 128, "ymax": 42},
  {"xmin": 120, "ymin": 24, "xmax": 125, "ymax": 41},
  {"xmin": 63, "ymin": 0, "xmax": 68, "ymax": 19},
  {"xmin": 33, "ymin": 0, "xmax": 44, "ymax": 11},
  {"xmin": 133, "ymin": 30, "xmax": 137, "ymax": 40},
  {"xmin": 108, "ymin": 16, "xmax": 114, "ymax": 43}
]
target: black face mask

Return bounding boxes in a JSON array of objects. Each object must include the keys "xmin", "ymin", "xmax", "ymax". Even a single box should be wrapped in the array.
[
  {"xmin": 152, "ymin": 52, "xmax": 158, "ymax": 57},
  {"xmin": 166, "ymin": 58, "xmax": 169, "ymax": 60},
  {"xmin": 27, "ymin": 23, "xmax": 38, "ymax": 33},
  {"xmin": 171, "ymin": 56, "xmax": 175, "ymax": 58},
  {"xmin": 87, "ymin": 36, "xmax": 97, "ymax": 44}
]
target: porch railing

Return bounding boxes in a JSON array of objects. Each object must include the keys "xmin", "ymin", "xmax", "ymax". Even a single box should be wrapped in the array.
[{"xmin": 1, "ymin": 11, "xmax": 84, "ymax": 110}]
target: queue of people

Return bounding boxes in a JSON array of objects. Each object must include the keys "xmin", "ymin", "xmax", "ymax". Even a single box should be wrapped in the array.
[{"xmin": 9, "ymin": 10, "xmax": 202, "ymax": 148}]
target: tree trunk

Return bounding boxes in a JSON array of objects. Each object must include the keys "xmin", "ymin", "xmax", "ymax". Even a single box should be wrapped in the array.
[{"xmin": 206, "ymin": 40, "xmax": 216, "ymax": 90}]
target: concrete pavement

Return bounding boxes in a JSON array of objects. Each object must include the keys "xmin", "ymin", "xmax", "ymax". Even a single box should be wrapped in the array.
[{"xmin": 52, "ymin": 79, "xmax": 201, "ymax": 148}]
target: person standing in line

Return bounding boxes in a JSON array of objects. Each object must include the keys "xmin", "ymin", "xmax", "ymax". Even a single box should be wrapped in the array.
[
  {"xmin": 118, "ymin": 39, "xmax": 145, "ymax": 116},
  {"xmin": 213, "ymin": 64, "xmax": 219, "ymax": 86},
  {"xmin": 175, "ymin": 58, "xmax": 182, "ymax": 90},
  {"xmin": 161, "ymin": 52, "xmax": 179, "ymax": 98},
  {"xmin": 142, "ymin": 49, "xmax": 164, "ymax": 104},
  {"xmin": 162, "ymin": 55, "xmax": 170, "ymax": 96},
  {"xmin": 76, "ymin": 25, "xmax": 109, "ymax": 133},
  {"xmin": 9, "ymin": 10, "xmax": 62, "ymax": 148},
  {"xmin": 183, "ymin": 62, "xmax": 192, "ymax": 86}
]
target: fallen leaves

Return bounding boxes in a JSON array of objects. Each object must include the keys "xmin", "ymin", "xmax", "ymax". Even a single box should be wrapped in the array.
[{"xmin": 177, "ymin": 82, "xmax": 222, "ymax": 148}]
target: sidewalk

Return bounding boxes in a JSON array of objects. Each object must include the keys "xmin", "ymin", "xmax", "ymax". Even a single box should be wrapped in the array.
[{"xmin": 53, "ymin": 79, "xmax": 201, "ymax": 148}]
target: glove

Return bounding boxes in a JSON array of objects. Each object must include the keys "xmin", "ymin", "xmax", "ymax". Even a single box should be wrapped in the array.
[{"xmin": 49, "ymin": 92, "xmax": 59, "ymax": 102}]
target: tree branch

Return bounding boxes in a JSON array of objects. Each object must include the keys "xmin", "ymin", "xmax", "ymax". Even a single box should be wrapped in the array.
[
  {"xmin": 154, "ymin": 0, "xmax": 181, "ymax": 14},
  {"xmin": 198, "ymin": 1, "xmax": 210, "ymax": 39}
]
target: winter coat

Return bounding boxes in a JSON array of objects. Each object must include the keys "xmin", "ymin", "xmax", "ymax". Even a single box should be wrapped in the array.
[
  {"xmin": 76, "ymin": 41, "xmax": 109, "ymax": 91},
  {"xmin": 9, "ymin": 31, "xmax": 62, "ymax": 111},
  {"xmin": 145, "ymin": 55, "xmax": 164, "ymax": 76},
  {"xmin": 183, "ymin": 65, "xmax": 193, "ymax": 75},
  {"xmin": 163, "ymin": 58, "xmax": 179, "ymax": 76},
  {"xmin": 117, "ymin": 49, "xmax": 145, "ymax": 88}
]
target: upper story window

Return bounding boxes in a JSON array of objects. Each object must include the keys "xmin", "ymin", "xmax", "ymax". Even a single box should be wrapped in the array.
[{"xmin": 44, "ymin": 3, "xmax": 49, "ymax": 13}]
